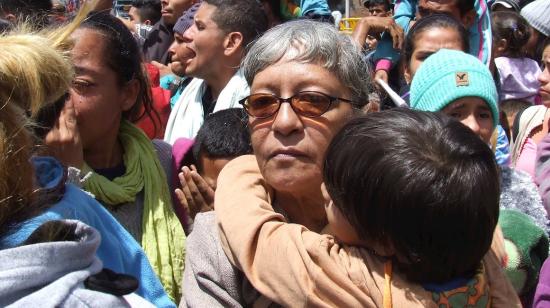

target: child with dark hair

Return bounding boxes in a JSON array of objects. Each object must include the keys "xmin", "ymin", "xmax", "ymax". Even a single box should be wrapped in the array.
[
  {"xmin": 175, "ymin": 108, "xmax": 252, "ymax": 219},
  {"xmin": 363, "ymin": 0, "xmax": 392, "ymax": 16},
  {"xmin": 214, "ymin": 108, "xmax": 520, "ymax": 307},
  {"xmin": 492, "ymin": 10, "xmax": 541, "ymax": 104}
]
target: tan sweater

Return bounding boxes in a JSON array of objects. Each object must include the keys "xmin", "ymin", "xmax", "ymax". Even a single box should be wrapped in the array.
[{"xmin": 215, "ymin": 155, "xmax": 521, "ymax": 307}]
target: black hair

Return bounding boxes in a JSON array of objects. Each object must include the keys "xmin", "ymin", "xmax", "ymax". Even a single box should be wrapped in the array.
[
  {"xmin": 132, "ymin": 0, "xmax": 161, "ymax": 24},
  {"xmin": 80, "ymin": 12, "xmax": 159, "ymax": 132},
  {"xmin": 364, "ymin": 0, "xmax": 391, "ymax": 11},
  {"xmin": 203, "ymin": 0, "xmax": 269, "ymax": 46},
  {"xmin": 192, "ymin": 108, "xmax": 252, "ymax": 173},
  {"xmin": 403, "ymin": 13, "xmax": 469, "ymax": 68},
  {"xmin": 323, "ymin": 108, "xmax": 500, "ymax": 284},
  {"xmin": 455, "ymin": 0, "xmax": 475, "ymax": 16},
  {"xmin": 0, "ymin": 0, "xmax": 52, "ymax": 28},
  {"xmin": 492, "ymin": 11, "xmax": 530, "ymax": 58}
]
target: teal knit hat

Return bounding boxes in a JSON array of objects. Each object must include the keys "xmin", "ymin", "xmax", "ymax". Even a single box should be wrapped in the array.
[{"xmin": 410, "ymin": 49, "xmax": 499, "ymax": 128}]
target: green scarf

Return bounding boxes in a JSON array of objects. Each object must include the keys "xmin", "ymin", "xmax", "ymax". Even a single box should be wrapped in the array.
[{"xmin": 83, "ymin": 120, "xmax": 185, "ymax": 302}]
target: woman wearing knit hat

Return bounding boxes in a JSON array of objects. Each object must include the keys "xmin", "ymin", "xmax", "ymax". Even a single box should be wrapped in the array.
[
  {"xmin": 520, "ymin": 0, "xmax": 550, "ymax": 62},
  {"xmin": 410, "ymin": 48, "xmax": 549, "ymax": 301}
]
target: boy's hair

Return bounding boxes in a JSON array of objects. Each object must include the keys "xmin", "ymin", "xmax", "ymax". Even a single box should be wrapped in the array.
[
  {"xmin": 204, "ymin": 0, "xmax": 268, "ymax": 47},
  {"xmin": 323, "ymin": 108, "xmax": 500, "ymax": 284},
  {"xmin": 132, "ymin": 0, "xmax": 161, "ymax": 24},
  {"xmin": 192, "ymin": 108, "xmax": 252, "ymax": 172},
  {"xmin": 364, "ymin": 0, "xmax": 391, "ymax": 11}
]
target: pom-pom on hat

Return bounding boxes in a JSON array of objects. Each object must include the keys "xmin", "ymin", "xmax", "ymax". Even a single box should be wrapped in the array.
[{"xmin": 409, "ymin": 49, "xmax": 499, "ymax": 128}]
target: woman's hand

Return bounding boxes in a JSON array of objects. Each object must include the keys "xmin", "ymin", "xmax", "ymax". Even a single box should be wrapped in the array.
[
  {"xmin": 175, "ymin": 165, "xmax": 215, "ymax": 219},
  {"xmin": 352, "ymin": 16, "xmax": 404, "ymax": 50},
  {"xmin": 43, "ymin": 100, "xmax": 84, "ymax": 169}
]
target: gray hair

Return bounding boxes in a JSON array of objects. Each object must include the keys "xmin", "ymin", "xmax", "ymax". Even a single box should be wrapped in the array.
[{"xmin": 242, "ymin": 20, "xmax": 372, "ymax": 106}]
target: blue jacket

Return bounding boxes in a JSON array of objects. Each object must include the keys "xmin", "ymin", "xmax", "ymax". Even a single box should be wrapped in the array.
[{"xmin": 0, "ymin": 157, "xmax": 175, "ymax": 308}]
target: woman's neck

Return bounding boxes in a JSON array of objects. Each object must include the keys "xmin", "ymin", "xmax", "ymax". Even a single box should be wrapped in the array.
[
  {"xmin": 84, "ymin": 132, "xmax": 124, "ymax": 170},
  {"xmin": 275, "ymin": 190, "xmax": 327, "ymax": 232}
]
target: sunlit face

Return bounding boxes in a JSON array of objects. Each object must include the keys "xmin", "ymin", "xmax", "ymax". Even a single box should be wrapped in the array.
[
  {"xmin": 405, "ymin": 26, "xmax": 464, "ymax": 82},
  {"xmin": 161, "ymin": 0, "xmax": 194, "ymax": 26},
  {"xmin": 538, "ymin": 45, "xmax": 550, "ymax": 107},
  {"xmin": 69, "ymin": 29, "xmax": 135, "ymax": 150},
  {"xmin": 249, "ymin": 59, "xmax": 355, "ymax": 196},
  {"xmin": 169, "ymin": 32, "xmax": 194, "ymax": 76},
  {"xmin": 442, "ymin": 97, "xmax": 494, "ymax": 143},
  {"xmin": 181, "ymin": 3, "xmax": 227, "ymax": 80}
]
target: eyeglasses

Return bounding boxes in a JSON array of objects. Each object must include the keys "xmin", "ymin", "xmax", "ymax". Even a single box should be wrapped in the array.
[{"xmin": 239, "ymin": 91, "xmax": 358, "ymax": 119}]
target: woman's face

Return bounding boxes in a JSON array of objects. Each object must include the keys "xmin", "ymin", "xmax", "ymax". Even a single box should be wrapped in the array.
[
  {"xmin": 69, "ymin": 28, "xmax": 136, "ymax": 150},
  {"xmin": 441, "ymin": 97, "xmax": 494, "ymax": 144},
  {"xmin": 249, "ymin": 60, "xmax": 355, "ymax": 196},
  {"xmin": 405, "ymin": 26, "xmax": 464, "ymax": 83},
  {"xmin": 539, "ymin": 44, "xmax": 550, "ymax": 107}
]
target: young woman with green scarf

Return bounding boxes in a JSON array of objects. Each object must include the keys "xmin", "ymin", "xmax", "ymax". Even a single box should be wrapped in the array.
[{"xmin": 43, "ymin": 12, "xmax": 185, "ymax": 303}]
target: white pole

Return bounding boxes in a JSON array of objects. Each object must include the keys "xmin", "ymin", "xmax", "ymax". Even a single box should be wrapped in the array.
[{"xmin": 345, "ymin": 0, "xmax": 349, "ymax": 19}]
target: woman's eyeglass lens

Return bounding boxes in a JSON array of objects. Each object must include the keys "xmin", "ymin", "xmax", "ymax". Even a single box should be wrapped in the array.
[{"xmin": 240, "ymin": 91, "xmax": 355, "ymax": 119}]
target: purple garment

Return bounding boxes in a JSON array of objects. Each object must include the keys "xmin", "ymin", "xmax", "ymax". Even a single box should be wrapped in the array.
[
  {"xmin": 495, "ymin": 57, "xmax": 541, "ymax": 103},
  {"xmin": 534, "ymin": 258, "xmax": 550, "ymax": 307},
  {"xmin": 171, "ymin": 137, "xmax": 194, "ymax": 233},
  {"xmin": 536, "ymin": 133, "xmax": 550, "ymax": 215}
]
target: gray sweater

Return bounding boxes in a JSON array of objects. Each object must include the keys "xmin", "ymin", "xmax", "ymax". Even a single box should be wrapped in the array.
[
  {"xmin": 0, "ymin": 220, "xmax": 153, "ymax": 307},
  {"xmin": 500, "ymin": 166, "xmax": 550, "ymax": 234}
]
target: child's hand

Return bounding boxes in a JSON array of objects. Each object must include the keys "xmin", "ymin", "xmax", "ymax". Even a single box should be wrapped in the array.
[
  {"xmin": 43, "ymin": 100, "xmax": 84, "ymax": 169},
  {"xmin": 175, "ymin": 165, "xmax": 215, "ymax": 219}
]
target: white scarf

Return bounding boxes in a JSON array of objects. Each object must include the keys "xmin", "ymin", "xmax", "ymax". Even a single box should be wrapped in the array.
[{"xmin": 164, "ymin": 69, "xmax": 249, "ymax": 144}]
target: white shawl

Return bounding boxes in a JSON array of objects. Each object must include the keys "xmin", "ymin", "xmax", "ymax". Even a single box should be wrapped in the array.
[{"xmin": 164, "ymin": 69, "xmax": 249, "ymax": 144}]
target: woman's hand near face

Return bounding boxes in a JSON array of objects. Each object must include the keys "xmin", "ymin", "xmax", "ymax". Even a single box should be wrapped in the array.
[
  {"xmin": 43, "ymin": 100, "xmax": 84, "ymax": 169},
  {"xmin": 175, "ymin": 165, "xmax": 215, "ymax": 220}
]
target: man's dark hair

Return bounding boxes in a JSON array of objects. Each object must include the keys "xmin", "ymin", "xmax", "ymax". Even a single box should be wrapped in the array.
[
  {"xmin": 0, "ymin": 0, "xmax": 52, "ymax": 28},
  {"xmin": 324, "ymin": 108, "xmax": 500, "ymax": 284},
  {"xmin": 132, "ymin": 0, "xmax": 161, "ymax": 24},
  {"xmin": 192, "ymin": 108, "xmax": 252, "ymax": 172},
  {"xmin": 204, "ymin": 0, "xmax": 269, "ymax": 47},
  {"xmin": 365, "ymin": 0, "xmax": 391, "ymax": 11}
]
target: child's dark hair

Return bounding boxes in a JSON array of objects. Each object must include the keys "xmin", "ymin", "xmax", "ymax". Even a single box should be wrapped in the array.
[
  {"xmin": 132, "ymin": 0, "xmax": 161, "ymax": 24},
  {"xmin": 323, "ymin": 108, "xmax": 500, "ymax": 284},
  {"xmin": 192, "ymin": 108, "xmax": 252, "ymax": 173},
  {"xmin": 492, "ymin": 11, "xmax": 530, "ymax": 58},
  {"xmin": 403, "ymin": 14, "xmax": 469, "ymax": 68},
  {"xmin": 80, "ymin": 12, "xmax": 159, "ymax": 132},
  {"xmin": 364, "ymin": 0, "xmax": 391, "ymax": 11}
]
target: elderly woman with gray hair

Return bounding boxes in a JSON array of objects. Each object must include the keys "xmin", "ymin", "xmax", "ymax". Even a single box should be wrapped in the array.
[{"xmin": 180, "ymin": 20, "xmax": 371, "ymax": 307}]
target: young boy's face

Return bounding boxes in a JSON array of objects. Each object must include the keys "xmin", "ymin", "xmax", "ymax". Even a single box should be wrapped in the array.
[
  {"xmin": 199, "ymin": 155, "xmax": 232, "ymax": 190},
  {"xmin": 367, "ymin": 4, "xmax": 390, "ymax": 17},
  {"xmin": 128, "ymin": 6, "xmax": 142, "ymax": 25}
]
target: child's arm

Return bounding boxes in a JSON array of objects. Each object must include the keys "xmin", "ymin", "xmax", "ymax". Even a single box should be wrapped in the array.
[{"xmin": 215, "ymin": 155, "xmax": 376, "ymax": 307}]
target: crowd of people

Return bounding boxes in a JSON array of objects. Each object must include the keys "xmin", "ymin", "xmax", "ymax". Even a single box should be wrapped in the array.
[{"xmin": 1, "ymin": 0, "xmax": 550, "ymax": 306}]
